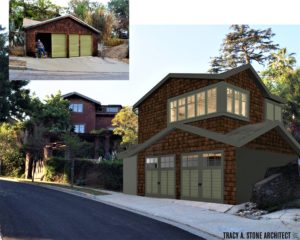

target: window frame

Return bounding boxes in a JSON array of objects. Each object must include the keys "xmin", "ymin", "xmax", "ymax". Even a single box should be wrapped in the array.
[
  {"xmin": 70, "ymin": 103, "xmax": 84, "ymax": 113},
  {"xmin": 106, "ymin": 107, "xmax": 119, "ymax": 113},
  {"xmin": 167, "ymin": 83, "xmax": 219, "ymax": 124},
  {"xmin": 74, "ymin": 124, "xmax": 85, "ymax": 133},
  {"xmin": 264, "ymin": 99, "xmax": 282, "ymax": 121}
]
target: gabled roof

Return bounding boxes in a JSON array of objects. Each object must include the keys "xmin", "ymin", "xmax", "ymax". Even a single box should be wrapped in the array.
[
  {"xmin": 119, "ymin": 121, "xmax": 300, "ymax": 158},
  {"xmin": 23, "ymin": 14, "xmax": 101, "ymax": 34},
  {"xmin": 133, "ymin": 64, "xmax": 284, "ymax": 109},
  {"xmin": 62, "ymin": 92, "xmax": 101, "ymax": 105}
]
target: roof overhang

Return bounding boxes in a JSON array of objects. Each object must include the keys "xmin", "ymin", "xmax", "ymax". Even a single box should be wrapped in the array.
[
  {"xmin": 119, "ymin": 121, "xmax": 300, "ymax": 158},
  {"xmin": 62, "ymin": 92, "xmax": 101, "ymax": 106},
  {"xmin": 23, "ymin": 14, "xmax": 101, "ymax": 34},
  {"xmin": 133, "ymin": 64, "xmax": 285, "ymax": 109}
]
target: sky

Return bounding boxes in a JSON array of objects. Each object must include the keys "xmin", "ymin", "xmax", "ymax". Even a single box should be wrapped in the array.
[{"xmin": 2, "ymin": 0, "xmax": 300, "ymax": 105}]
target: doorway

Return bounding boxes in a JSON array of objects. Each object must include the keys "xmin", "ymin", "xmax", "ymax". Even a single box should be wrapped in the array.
[{"xmin": 36, "ymin": 33, "xmax": 52, "ymax": 57}]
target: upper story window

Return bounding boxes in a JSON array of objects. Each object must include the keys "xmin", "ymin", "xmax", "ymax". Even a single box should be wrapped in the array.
[
  {"xmin": 74, "ymin": 124, "xmax": 85, "ymax": 133},
  {"xmin": 107, "ymin": 107, "xmax": 119, "ymax": 113},
  {"xmin": 169, "ymin": 87, "xmax": 217, "ymax": 123},
  {"xmin": 226, "ymin": 87, "xmax": 248, "ymax": 117},
  {"xmin": 265, "ymin": 100, "xmax": 282, "ymax": 121},
  {"xmin": 70, "ymin": 103, "xmax": 83, "ymax": 113}
]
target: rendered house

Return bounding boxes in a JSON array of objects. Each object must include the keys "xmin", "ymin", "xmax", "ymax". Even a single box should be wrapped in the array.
[
  {"xmin": 62, "ymin": 92, "xmax": 122, "ymax": 159},
  {"xmin": 122, "ymin": 64, "xmax": 300, "ymax": 205},
  {"xmin": 23, "ymin": 15, "xmax": 100, "ymax": 57}
]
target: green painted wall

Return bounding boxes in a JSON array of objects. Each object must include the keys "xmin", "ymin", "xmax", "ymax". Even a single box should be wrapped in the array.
[
  {"xmin": 235, "ymin": 147, "xmax": 297, "ymax": 203},
  {"xmin": 123, "ymin": 155, "xmax": 137, "ymax": 195}
]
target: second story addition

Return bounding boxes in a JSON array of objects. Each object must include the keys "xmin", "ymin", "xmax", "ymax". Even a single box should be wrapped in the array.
[{"xmin": 134, "ymin": 64, "xmax": 284, "ymax": 143}]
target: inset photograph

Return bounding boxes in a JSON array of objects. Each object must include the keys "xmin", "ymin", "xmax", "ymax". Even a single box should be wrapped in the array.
[{"xmin": 9, "ymin": 0, "xmax": 129, "ymax": 80}]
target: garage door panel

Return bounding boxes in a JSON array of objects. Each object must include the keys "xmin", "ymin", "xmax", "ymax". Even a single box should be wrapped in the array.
[
  {"xmin": 52, "ymin": 34, "xmax": 66, "ymax": 58},
  {"xmin": 167, "ymin": 170, "xmax": 175, "ymax": 196},
  {"xmin": 80, "ymin": 35, "xmax": 92, "ymax": 56},
  {"xmin": 202, "ymin": 170, "xmax": 212, "ymax": 199},
  {"xmin": 69, "ymin": 34, "xmax": 79, "ymax": 57},
  {"xmin": 152, "ymin": 171, "xmax": 158, "ymax": 194},
  {"xmin": 190, "ymin": 170, "xmax": 199, "ymax": 198},
  {"xmin": 212, "ymin": 169, "xmax": 222, "ymax": 199},
  {"xmin": 160, "ymin": 171, "xmax": 168, "ymax": 195},
  {"xmin": 181, "ymin": 170, "xmax": 190, "ymax": 197},
  {"xmin": 146, "ymin": 170, "xmax": 152, "ymax": 194}
]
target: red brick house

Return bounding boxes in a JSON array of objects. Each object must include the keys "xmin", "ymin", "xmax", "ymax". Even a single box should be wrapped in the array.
[
  {"xmin": 122, "ymin": 64, "xmax": 300, "ymax": 205},
  {"xmin": 62, "ymin": 92, "xmax": 122, "ymax": 159},
  {"xmin": 23, "ymin": 15, "xmax": 100, "ymax": 57}
]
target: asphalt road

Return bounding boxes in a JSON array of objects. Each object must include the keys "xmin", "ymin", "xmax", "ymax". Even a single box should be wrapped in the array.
[
  {"xmin": 0, "ymin": 180, "xmax": 204, "ymax": 240},
  {"xmin": 9, "ymin": 70, "xmax": 129, "ymax": 80}
]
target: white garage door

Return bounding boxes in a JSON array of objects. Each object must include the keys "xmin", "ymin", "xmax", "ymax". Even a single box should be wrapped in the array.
[{"xmin": 145, "ymin": 156, "xmax": 175, "ymax": 197}]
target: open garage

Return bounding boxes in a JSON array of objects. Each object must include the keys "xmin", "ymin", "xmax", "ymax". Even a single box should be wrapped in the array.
[{"xmin": 23, "ymin": 15, "xmax": 100, "ymax": 58}]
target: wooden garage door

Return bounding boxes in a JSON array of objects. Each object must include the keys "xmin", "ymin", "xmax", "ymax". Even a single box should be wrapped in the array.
[
  {"xmin": 145, "ymin": 156, "xmax": 175, "ymax": 197},
  {"xmin": 51, "ymin": 34, "xmax": 66, "ymax": 58},
  {"xmin": 80, "ymin": 35, "xmax": 92, "ymax": 56},
  {"xmin": 181, "ymin": 152, "xmax": 223, "ymax": 202},
  {"xmin": 69, "ymin": 34, "xmax": 79, "ymax": 57}
]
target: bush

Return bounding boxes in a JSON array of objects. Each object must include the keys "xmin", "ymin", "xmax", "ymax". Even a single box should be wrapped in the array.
[
  {"xmin": 45, "ymin": 157, "xmax": 69, "ymax": 182},
  {"xmin": 98, "ymin": 160, "xmax": 123, "ymax": 191},
  {"xmin": 104, "ymin": 38, "xmax": 124, "ymax": 47},
  {"xmin": 1, "ymin": 152, "xmax": 24, "ymax": 177}
]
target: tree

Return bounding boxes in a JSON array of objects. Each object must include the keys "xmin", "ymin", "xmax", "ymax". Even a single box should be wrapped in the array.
[
  {"xmin": 108, "ymin": 0, "xmax": 129, "ymax": 37},
  {"xmin": 112, "ymin": 106, "xmax": 138, "ymax": 148},
  {"xmin": 0, "ymin": 26, "xmax": 32, "ymax": 122},
  {"xmin": 261, "ymin": 48, "xmax": 296, "ymax": 95},
  {"xmin": 209, "ymin": 25, "xmax": 279, "ymax": 73},
  {"xmin": 23, "ymin": 92, "xmax": 72, "ymax": 179},
  {"xmin": 0, "ymin": 123, "xmax": 24, "ymax": 177}
]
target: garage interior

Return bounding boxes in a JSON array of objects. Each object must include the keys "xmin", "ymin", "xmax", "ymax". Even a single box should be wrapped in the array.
[{"xmin": 36, "ymin": 33, "xmax": 52, "ymax": 57}]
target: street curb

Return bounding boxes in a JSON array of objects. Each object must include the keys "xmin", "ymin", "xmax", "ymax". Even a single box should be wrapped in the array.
[
  {"xmin": 9, "ymin": 65, "xmax": 27, "ymax": 70},
  {"xmin": 39, "ymin": 184, "xmax": 222, "ymax": 240}
]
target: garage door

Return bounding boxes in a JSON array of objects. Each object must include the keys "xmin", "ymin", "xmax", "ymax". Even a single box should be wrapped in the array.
[
  {"xmin": 51, "ymin": 34, "xmax": 66, "ymax": 58},
  {"xmin": 69, "ymin": 34, "xmax": 79, "ymax": 57},
  {"xmin": 80, "ymin": 35, "xmax": 92, "ymax": 56},
  {"xmin": 181, "ymin": 152, "xmax": 223, "ymax": 202},
  {"xmin": 145, "ymin": 156, "xmax": 175, "ymax": 197}
]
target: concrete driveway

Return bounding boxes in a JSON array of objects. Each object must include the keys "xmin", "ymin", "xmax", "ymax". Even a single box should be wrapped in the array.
[{"xmin": 9, "ymin": 56, "xmax": 129, "ymax": 80}]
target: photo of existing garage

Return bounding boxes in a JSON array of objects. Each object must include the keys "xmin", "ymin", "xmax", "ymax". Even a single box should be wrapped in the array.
[
  {"xmin": 122, "ymin": 64, "xmax": 300, "ymax": 205},
  {"xmin": 9, "ymin": 0, "xmax": 129, "ymax": 80}
]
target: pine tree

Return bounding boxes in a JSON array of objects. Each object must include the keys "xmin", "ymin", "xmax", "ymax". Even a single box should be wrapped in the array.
[{"xmin": 209, "ymin": 25, "xmax": 279, "ymax": 73}]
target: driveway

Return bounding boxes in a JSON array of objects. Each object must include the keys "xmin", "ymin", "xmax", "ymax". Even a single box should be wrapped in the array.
[
  {"xmin": 9, "ymin": 56, "xmax": 129, "ymax": 80},
  {"xmin": 0, "ymin": 180, "xmax": 203, "ymax": 240}
]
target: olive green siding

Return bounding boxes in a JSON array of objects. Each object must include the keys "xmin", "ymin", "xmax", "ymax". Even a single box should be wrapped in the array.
[
  {"xmin": 69, "ymin": 34, "xmax": 79, "ymax": 57},
  {"xmin": 235, "ymin": 147, "xmax": 297, "ymax": 203},
  {"xmin": 51, "ymin": 34, "xmax": 67, "ymax": 58},
  {"xmin": 80, "ymin": 35, "xmax": 92, "ymax": 56},
  {"xmin": 123, "ymin": 155, "xmax": 137, "ymax": 195}
]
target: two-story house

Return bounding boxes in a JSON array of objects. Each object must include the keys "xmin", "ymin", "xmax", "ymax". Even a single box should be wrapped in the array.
[
  {"xmin": 62, "ymin": 92, "xmax": 122, "ymax": 159},
  {"xmin": 122, "ymin": 64, "xmax": 300, "ymax": 205}
]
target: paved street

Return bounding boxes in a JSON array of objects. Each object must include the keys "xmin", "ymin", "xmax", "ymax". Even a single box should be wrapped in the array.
[
  {"xmin": 9, "ymin": 69, "xmax": 129, "ymax": 80},
  {"xmin": 9, "ymin": 56, "xmax": 129, "ymax": 80},
  {"xmin": 0, "ymin": 180, "xmax": 203, "ymax": 240}
]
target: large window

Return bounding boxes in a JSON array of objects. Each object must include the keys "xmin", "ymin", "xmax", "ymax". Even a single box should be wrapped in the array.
[
  {"xmin": 226, "ymin": 87, "xmax": 248, "ymax": 117},
  {"xmin": 265, "ymin": 100, "xmax": 282, "ymax": 121},
  {"xmin": 70, "ymin": 103, "xmax": 83, "ymax": 113},
  {"xmin": 168, "ymin": 87, "xmax": 217, "ymax": 123},
  {"xmin": 74, "ymin": 124, "xmax": 85, "ymax": 133},
  {"xmin": 107, "ymin": 107, "xmax": 119, "ymax": 113}
]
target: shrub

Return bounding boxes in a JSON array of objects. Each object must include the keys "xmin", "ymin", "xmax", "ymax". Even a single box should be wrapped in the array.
[
  {"xmin": 98, "ymin": 160, "xmax": 123, "ymax": 191},
  {"xmin": 104, "ymin": 38, "xmax": 124, "ymax": 47}
]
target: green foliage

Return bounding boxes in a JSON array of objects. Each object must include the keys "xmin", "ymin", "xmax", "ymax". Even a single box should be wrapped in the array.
[
  {"xmin": 0, "ymin": 123, "xmax": 24, "ymax": 177},
  {"xmin": 63, "ymin": 133, "xmax": 94, "ymax": 159},
  {"xmin": 209, "ymin": 25, "xmax": 279, "ymax": 73},
  {"xmin": 261, "ymin": 48, "xmax": 296, "ymax": 95},
  {"xmin": 98, "ymin": 160, "xmax": 123, "ymax": 190},
  {"xmin": 104, "ymin": 37, "xmax": 124, "ymax": 47},
  {"xmin": 112, "ymin": 106, "xmax": 138, "ymax": 148},
  {"xmin": 108, "ymin": 0, "xmax": 129, "ymax": 36}
]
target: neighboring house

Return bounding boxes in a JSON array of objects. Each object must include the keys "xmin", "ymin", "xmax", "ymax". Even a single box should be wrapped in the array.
[
  {"xmin": 23, "ymin": 15, "xmax": 100, "ymax": 57},
  {"xmin": 62, "ymin": 92, "xmax": 122, "ymax": 159},
  {"xmin": 122, "ymin": 64, "xmax": 300, "ymax": 205}
]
